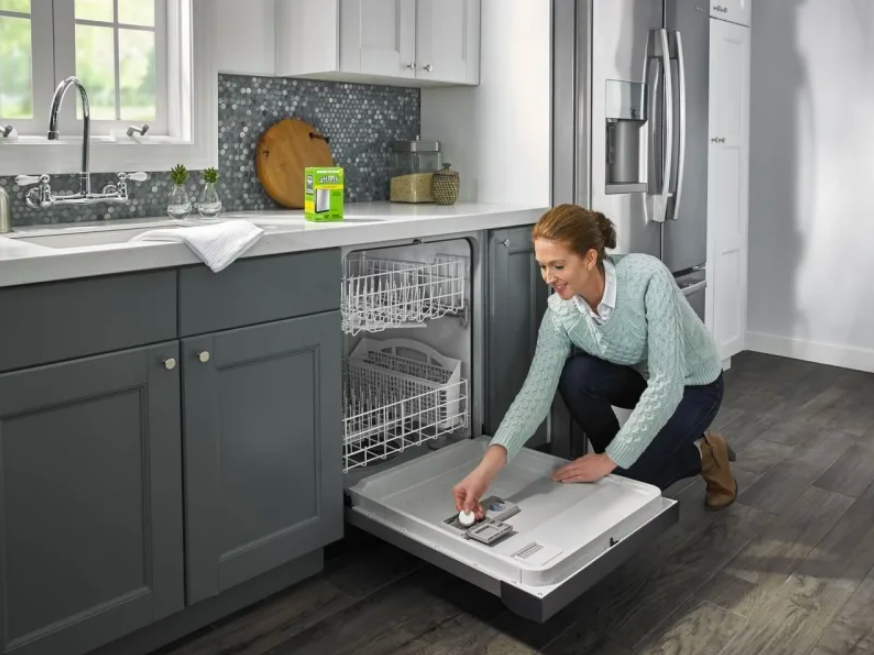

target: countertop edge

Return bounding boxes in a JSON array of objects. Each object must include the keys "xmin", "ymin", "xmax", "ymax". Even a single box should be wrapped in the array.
[{"xmin": 0, "ymin": 205, "xmax": 546, "ymax": 288}]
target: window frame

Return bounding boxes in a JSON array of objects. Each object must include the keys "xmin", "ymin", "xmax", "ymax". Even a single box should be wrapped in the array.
[
  {"xmin": 0, "ymin": 0, "xmax": 56, "ymax": 136},
  {"xmin": 51, "ymin": 0, "xmax": 170, "ymax": 137},
  {"xmin": 0, "ymin": 0, "xmax": 217, "ymax": 176}
]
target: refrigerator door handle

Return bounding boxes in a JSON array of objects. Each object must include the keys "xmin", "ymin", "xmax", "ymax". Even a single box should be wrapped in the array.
[
  {"xmin": 647, "ymin": 56, "xmax": 661, "ymax": 224},
  {"xmin": 654, "ymin": 28, "xmax": 672, "ymax": 223},
  {"xmin": 669, "ymin": 31, "xmax": 687, "ymax": 221},
  {"xmin": 679, "ymin": 279, "xmax": 706, "ymax": 297}
]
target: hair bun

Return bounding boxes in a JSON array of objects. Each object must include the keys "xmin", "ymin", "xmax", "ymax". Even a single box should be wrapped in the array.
[{"xmin": 596, "ymin": 212, "xmax": 617, "ymax": 250}]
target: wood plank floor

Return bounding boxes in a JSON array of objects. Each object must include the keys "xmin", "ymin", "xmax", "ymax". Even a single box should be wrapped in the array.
[{"xmin": 153, "ymin": 352, "xmax": 874, "ymax": 655}]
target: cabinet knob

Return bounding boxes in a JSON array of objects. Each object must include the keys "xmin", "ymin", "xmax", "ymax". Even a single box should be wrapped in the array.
[
  {"xmin": 163, "ymin": 358, "xmax": 177, "ymax": 371},
  {"xmin": 197, "ymin": 351, "xmax": 210, "ymax": 363},
  {"xmin": 423, "ymin": 64, "xmax": 433, "ymax": 72},
  {"xmin": 500, "ymin": 238, "xmax": 510, "ymax": 248},
  {"xmin": 406, "ymin": 62, "xmax": 417, "ymax": 70}
]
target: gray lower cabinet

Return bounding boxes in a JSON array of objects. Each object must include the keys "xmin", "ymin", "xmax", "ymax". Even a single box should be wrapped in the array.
[
  {"xmin": 487, "ymin": 227, "xmax": 550, "ymax": 447},
  {"xmin": 0, "ymin": 344, "xmax": 184, "ymax": 655},
  {"xmin": 181, "ymin": 312, "xmax": 343, "ymax": 604}
]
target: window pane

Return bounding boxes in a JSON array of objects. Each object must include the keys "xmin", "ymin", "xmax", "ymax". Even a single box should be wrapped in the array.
[
  {"xmin": 118, "ymin": 0, "xmax": 154, "ymax": 27},
  {"xmin": 75, "ymin": 24, "xmax": 116, "ymax": 119},
  {"xmin": 0, "ymin": 15, "xmax": 33, "ymax": 119},
  {"xmin": 119, "ymin": 28, "xmax": 155, "ymax": 120},
  {"xmin": 75, "ymin": 0, "xmax": 113, "ymax": 22},
  {"xmin": 0, "ymin": 0, "xmax": 30, "ymax": 13}
]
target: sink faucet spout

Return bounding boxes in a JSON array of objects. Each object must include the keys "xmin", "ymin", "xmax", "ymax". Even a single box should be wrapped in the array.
[{"xmin": 48, "ymin": 76, "xmax": 91, "ymax": 196}]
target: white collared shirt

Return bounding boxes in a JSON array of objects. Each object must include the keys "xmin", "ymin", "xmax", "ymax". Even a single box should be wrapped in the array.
[{"xmin": 574, "ymin": 259, "xmax": 617, "ymax": 325}]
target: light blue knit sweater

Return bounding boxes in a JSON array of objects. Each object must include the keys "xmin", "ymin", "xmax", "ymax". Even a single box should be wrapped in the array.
[{"xmin": 490, "ymin": 253, "xmax": 722, "ymax": 469}]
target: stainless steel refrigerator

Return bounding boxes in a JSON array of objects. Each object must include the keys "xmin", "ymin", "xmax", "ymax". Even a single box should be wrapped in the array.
[{"xmin": 552, "ymin": 0, "xmax": 709, "ymax": 319}]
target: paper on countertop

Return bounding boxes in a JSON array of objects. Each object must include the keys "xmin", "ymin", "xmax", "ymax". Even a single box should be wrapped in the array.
[{"xmin": 130, "ymin": 220, "xmax": 265, "ymax": 273}]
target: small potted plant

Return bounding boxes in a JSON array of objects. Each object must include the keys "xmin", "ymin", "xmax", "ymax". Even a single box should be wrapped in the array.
[
  {"xmin": 197, "ymin": 167, "xmax": 223, "ymax": 218},
  {"xmin": 168, "ymin": 164, "xmax": 192, "ymax": 219}
]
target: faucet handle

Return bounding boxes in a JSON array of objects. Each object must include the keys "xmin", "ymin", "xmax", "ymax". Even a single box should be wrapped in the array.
[
  {"xmin": 120, "ymin": 172, "xmax": 150, "ymax": 183},
  {"xmin": 15, "ymin": 174, "xmax": 50, "ymax": 188}
]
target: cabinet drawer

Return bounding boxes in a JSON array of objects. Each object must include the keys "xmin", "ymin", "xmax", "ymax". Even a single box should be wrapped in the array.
[
  {"xmin": 178, "ymin": 250, "xmax": 341, "ymax": 336},
  {"xmin": 0, "ymin": 270, "xmax": 177, "ymax": 373}
]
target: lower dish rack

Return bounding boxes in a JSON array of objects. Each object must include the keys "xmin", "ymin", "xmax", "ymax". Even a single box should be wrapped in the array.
[{"xmin": 343, "ymin": 338, "xmax": 469, "ymax": 472}]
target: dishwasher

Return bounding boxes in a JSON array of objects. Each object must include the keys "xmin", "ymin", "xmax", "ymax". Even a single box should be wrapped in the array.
[{"xmin": 340, "ymin": 232, "xmax": 678, "ymax": 622}]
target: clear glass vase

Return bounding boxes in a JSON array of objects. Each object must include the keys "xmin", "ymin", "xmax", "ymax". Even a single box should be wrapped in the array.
[
  {"xmin": 167, "ymin": 184, "xmax": 192, "ymax": 220},
  {"xmin": 197, "ymin": 182, "xmax": 223, "ymax": 218}
]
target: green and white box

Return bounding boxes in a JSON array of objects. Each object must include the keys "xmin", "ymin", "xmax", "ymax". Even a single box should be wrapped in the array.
[{"xmin": 305, "ymin": 167, "xmax": 344, "ymax": 222}]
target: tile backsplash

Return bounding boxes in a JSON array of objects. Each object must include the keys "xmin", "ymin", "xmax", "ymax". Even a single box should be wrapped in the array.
[{"xmin": 2, "ymin": 74, "xmax": 421, "ymax": 227}]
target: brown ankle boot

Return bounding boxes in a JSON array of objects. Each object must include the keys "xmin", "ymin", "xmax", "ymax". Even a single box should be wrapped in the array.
[{"xmin": 701, "ymin": 433, "xmax": 737, "ymax": 509}]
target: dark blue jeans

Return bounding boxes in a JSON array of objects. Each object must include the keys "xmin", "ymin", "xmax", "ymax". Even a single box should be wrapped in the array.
[{"xmin": 558, "ymin": 353, "xmax": 724, "ymax": 490}]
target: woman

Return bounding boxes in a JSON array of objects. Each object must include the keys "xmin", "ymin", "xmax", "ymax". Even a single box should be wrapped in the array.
[{"xmin": 454, "ymin": 205, "xmax": 736, "ymax": 517}]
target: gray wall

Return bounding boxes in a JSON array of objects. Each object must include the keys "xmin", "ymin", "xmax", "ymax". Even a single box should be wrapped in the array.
[
  {"xmin": 747, "ymin": 0, "xmax": 874, "ymax": 371},
  {"xmin": 2, "ymin": 75, "xmax": 420, "ymax": 227}
]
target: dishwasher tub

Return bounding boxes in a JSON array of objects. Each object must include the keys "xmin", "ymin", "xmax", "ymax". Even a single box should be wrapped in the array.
[{"xmin": 346, "ymin": 438, "xmax": 679, "ymax": 622}]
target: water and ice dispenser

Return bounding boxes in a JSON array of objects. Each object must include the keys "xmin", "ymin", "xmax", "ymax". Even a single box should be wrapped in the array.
[{"xmin": 605, "ymin": 80, "xmax": 648, "ymax": 195}]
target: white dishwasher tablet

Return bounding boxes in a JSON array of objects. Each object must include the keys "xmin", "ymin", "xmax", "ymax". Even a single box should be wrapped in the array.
[{"xmin": 458, "ymin": 510, "xmax": 476, "ymax": 527}]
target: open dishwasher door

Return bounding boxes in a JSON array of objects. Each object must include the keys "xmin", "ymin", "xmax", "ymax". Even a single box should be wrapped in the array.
[{"xmin": 345, "ymin": 438, "xmax": 679, "ymax": 622}]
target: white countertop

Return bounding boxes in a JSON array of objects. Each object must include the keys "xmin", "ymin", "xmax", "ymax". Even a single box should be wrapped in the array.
[{"xmin": 0, "ymin": 202, "xmax": 545, "ymax": 288}]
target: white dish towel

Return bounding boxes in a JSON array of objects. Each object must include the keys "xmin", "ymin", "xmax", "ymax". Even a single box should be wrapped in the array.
[{"xmin": 131, "ymin": 220, "xmax": 264, "ymax": 273}]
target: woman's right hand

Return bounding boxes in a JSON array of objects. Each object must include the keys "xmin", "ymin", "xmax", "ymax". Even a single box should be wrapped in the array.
[
  {"xmin": 452, "ymin": 445, "xmax": 508, "ymax": 519},
  {"xmin": 452, "ymin": 468, "xmax": 493, "ymax": 519}
]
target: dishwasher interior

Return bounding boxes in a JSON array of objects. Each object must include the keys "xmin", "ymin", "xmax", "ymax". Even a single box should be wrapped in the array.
[{"xmin": 339, "ymin": 234, "xmax": 678, "ymax": 622}]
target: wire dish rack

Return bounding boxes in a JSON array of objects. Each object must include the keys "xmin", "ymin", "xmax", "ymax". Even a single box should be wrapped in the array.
[
  {"xmin": 343, "ymin": 338, "xmax": 469, "ymax": 472},
  {"xmin": 341, "ymin": 253, "xmax": 468, "ymax": 335}
]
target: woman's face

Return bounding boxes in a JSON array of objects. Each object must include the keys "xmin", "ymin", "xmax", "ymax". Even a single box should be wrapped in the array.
[{"xmin": 534, "ymin": 238, "xmax": 599, "ymax": 300}]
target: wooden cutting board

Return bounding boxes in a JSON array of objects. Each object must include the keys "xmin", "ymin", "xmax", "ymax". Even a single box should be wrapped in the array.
[{"xmin": 256, "ymin": 118, "xmax": 334, "ymax": 208}]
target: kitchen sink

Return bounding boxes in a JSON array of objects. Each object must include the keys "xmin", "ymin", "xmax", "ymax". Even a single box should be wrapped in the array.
[{"xmin": 8, "ymin": 215, "xmax": 386, "ymax": 250}]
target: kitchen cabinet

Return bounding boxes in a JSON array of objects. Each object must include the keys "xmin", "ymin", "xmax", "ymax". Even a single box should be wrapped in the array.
[
  {"xmin": 181, "ymin": 313, "xmax": 343, "ymax": 604},
  {"xmin": 214, "ymin": 0, "xmax": 276, "ymax": 76},
  {"xmin": 275, "ymin": 0, "xmax": 481, "ymax": 86},
  {"xmin": 710, "ymin": 0, "xmax": 751, "ymax": 27},
  {"xmin": 0, "ymin": 344, "xmax": 184, "ymax": 655},
  {"xmin": 487, "ymin": 227, "xmax": 549, "ymax": 448},
  {"xmin": 708, "ymin": 18, "xmax": 751, "ymax": 361}
]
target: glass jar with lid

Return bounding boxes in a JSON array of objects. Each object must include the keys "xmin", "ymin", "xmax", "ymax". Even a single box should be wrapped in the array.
[{"xmin": 390, "ymin": 137, "xmax": 442, "ymax": 203}]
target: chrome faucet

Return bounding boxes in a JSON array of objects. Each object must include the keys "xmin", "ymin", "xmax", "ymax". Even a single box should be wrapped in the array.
[
  {"xmin": 15, "ymin": 76, "xmax": 150, "ymax": 210},
  {"xmin": 48, "ymin": 76, "xmax": 92, "ymax": 196}
]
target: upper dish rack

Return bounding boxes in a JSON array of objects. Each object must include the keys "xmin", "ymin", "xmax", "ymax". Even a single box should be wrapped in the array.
[{"xmin": 341, "ymin": 253, "xmax": 469, "ymax": 335}]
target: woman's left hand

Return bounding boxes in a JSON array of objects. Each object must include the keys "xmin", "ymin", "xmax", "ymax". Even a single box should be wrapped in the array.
[{"xmin": 552, "ymin": 453, "xmax": 617, "ymax": 484}]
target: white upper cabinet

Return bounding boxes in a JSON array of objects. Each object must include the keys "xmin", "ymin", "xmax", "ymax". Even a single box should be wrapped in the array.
[
  {"xmin": 708, "ymin": 18, "xmax": 751, "ymax": 361},
  {"xmin": 415, "ymin": 0, "xmax": 480, "ymax": 85},
  {"xmin": 273, "ymin": 0, "xmax": 481, "ymax": 86},
  {"xmin": 710, "ymin": 0, "xmax": 752, "ymax": 27},
  {"xmin": 215, "ymin": 0, "xmax": 276, "ymax": 76},
  {"xmin": 339, "ymin": 0, "xmax": 416, "ymax": 79}
]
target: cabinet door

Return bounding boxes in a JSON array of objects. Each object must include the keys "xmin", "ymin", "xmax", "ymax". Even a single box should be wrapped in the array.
[
  {"xmin": 0, "ymin": 345, "xmax": 184, "ymax": 655},
  {"xmin": 709, "ymin": 19, "xmax": 750, "ymax": 360},
  {"xmin": 416, "ymin": 0, "xmax": 480, "ymax": 84},
  {"xmin": 487, "ymin": 227, "xmax": 550, "ymax": 449},
  {"xmin": 711, "ymin": 0, "xmax": 751, "ymax": 27},
  {"xmin": 340, "ymin": 0, "xmax": 416, "ymax": 78},
  {"xmin": 182, "ymin": 313, "xmax": 343, "ymax": 604},
  {"xmin": 215, "ymin": 0, "xmax": 275, "ymax": 76}
]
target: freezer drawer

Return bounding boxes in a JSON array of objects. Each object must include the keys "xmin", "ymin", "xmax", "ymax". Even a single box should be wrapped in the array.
[{"xmin": 345, "ymin": 439, "xmax": 679, "ymax": 622}]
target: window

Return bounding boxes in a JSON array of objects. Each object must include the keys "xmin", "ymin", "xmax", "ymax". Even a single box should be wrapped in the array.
[
  {"xmin": 68, "ymin": 0, "xmax": 166, "ymax": 128},
  {"xmin": 0, "ymin": 0, "xmax": 35, "ymax": 120},
  {"xmin": 0, "ymin": 0, "xmax": 216, "ymax": 175}
]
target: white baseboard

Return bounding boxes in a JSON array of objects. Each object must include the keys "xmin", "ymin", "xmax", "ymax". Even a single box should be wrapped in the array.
[{"xmin": 746, "ymin": 331, "xmax": 874, "ymax": 373}]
